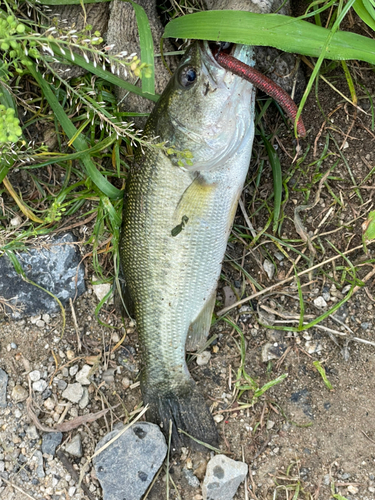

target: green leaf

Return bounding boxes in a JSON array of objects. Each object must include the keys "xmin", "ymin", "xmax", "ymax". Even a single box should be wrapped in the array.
[
  {"xmin": 353, "ymin": 0, "xmax": 375, "ymax": 30},
  {"xmin": 163, "ymin": 11, "xmax": 375, "ymax": 65},
  {"xmin": 363, "ymin": 210, "xmax": 375, "ymax": 240},
  {"xmin": 125, "ymin": 0, "xmax": 155, "ymax": 95}
]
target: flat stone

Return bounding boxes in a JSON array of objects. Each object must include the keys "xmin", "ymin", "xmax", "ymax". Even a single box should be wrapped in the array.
[
  {"xmin": 93, "ymin": 422, "xmax": 167, "ymax": 500},
  {"xmin": 0, "ymin": 232, "xmax": 86, "ymax": 318},
  {"xmin": 65, "ymin": 434, "xmax": 83, "ymax": 458},
  {"xmin": 75, "ymin": 365, "xmax": 91, "ymax": 385},
  {"xmin": 202, "ymin": 454, "xmax": 248, "ymax": 500},
  {"xmin": 0, "ymin": 369, "xmax": 8, "ymax": 408},
  {"xmin": 11, "ymin": 384, "xmax": 28, "ymax": 402},
  {"xmin": 62, "ymin": 383, "xmax": 83, "ymax": 403},
  {"xmin": 42, "ymin": 432, "xmax": 63, "ymax": 457}
]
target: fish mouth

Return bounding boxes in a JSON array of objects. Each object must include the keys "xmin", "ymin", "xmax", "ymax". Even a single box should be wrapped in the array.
[{"xmin": 204, "ymin": 40, "xmax": 236, "ymax": 68}]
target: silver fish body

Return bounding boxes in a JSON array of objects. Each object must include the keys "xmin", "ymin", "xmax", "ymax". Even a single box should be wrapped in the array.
[{"xmin": 119, "ymin": 41, "xmax": 255, "ymax": 447}]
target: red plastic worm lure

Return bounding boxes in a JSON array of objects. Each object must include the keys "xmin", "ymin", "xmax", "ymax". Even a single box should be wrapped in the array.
[{"xmin": 216, "ymin": 51, "xmax": 306, "ymax": 138}]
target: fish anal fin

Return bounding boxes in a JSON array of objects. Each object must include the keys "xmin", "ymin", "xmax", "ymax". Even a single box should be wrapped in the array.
[{"xmin": 186, "ymin": 290, "xmax": 216, "ymax": 352}]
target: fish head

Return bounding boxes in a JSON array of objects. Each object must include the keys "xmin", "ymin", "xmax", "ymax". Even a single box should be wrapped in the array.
[{"xmin": 145, "ymin": 41, "xmax": 255, "ymax": 170}]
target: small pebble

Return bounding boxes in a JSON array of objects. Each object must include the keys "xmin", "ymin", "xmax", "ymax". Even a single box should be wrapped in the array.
[
  {"xmin": 10, "ymin": 215, "xmax": 22, "ymax": 226},
  {"xmin": 32, "ymin": 380, "xmax": 48, "ymax": 393},
  {"xmin": 347, "ymin": 485, "xmax": 358, "ymax": 495},
  {"xmin": 65, "ymin": 434, "xmax": 83, "ymax": 458},
  {"xmin": 75, "ymin": 365, "xmax": 91, "ymax": 386},
  {"xmin": 66, "ymin": 350, "xmax": 75, "ymax": 361},
  {"xmin": 29, "ymin": 370, "xmax": 41, "ymax": 382},
  {"xmin": 10, "ymin": 342, "xmax": 17, "ymax": 349},
  {"xmin": 79, "ymin": 387, "xmax": 89, "ymax": 409},
  {"xmin": 62, "ymin": 383, "xmax": 84, "ymax": 403},
  {"xmin": 12, "ymin": 385, "xmax": 28, "ymax": 402},
  {"xmin": 196, "ymin": 351, "xmax": 211, "ymax": 366},
  {"xmin": 69, "ymin": 365, "xmax": 79, "ymax": 377},
  {"xmin": 263, "ymin": 259, "xmax": 275, "ymax": 280},
  {"xmin": 122, "ymin": 377, "xmax": 131, "ymax": 389},
  {"xmin": 314, "ymin": 296, "xmax": 327, "ymax": 308},
  {"xmin": 43, "ymin": 398, "xmax": 55, "ymax": 411},
  {"xmin": 214, "ymin": 414, "xmax": 224, "ymax": 423},
  {"xmin": 35, "ymin": 319, "xmax": 45, "ymax": 328},
  {"xmin": 266, "ymin": 420, "xmax": 275, "ymax": 430}
]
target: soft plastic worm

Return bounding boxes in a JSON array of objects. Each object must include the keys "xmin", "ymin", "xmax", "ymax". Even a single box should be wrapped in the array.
[{"xmin": 216, "ymin": 51, "xmax": 306, "ymax": 137}]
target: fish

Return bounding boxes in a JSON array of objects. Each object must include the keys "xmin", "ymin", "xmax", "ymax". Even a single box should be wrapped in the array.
[{"xmin": 119, "ymin": 40, "xmax": 256, "ymax": 448}]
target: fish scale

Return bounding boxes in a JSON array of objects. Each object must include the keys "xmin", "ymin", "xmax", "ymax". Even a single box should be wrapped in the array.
[{"xmin": 120, "ymin": 41, "xmax": 255, "ymax": 447}]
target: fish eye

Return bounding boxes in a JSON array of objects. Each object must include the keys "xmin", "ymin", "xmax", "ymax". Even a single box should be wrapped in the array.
[{"xmin": 179, "ymin": 66, "xmax": 197, "ymax": 87}]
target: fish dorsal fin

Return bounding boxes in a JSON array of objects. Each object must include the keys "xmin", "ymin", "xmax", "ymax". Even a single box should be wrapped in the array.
[{"xmin": 186, "ymin": 290, "xmax": 216, "ymax": 352}]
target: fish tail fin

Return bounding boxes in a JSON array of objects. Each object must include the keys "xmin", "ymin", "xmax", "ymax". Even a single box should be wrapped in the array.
[{"xmin": 142, "ymin": 381, "xmax": 219, "ymax": 449}]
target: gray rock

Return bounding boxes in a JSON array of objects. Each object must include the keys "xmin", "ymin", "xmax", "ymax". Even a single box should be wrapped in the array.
[
  {"xmin": 263, "ymin": 259, "xmax": 275, "ymax": 280},
  {"xmin": 65, "ymin": 434, "xmax": 82, "ymax": 458},
  {"xmin": 78, "ymin": 387, "xmax": 89, "ymax": 409},
  {"xmin": 75, "ymin": 364, "xmax": 91, "ymax": 385},
  {"xmin": 313, "ymin": 296, "xmax": 327, "ymax": 309},
  {"xmin": 183, "ymin": 468, "xmax": 200, "ymax": 488},
  {"xmin": 42, "ymin": 432, "xmax": 63, "ymax": 457},
  {"xmin": 32, "ymin": 379, "xmax": 48, "ymax": 393},
  {"xmin": 93, "ymin": 422, "xmax": 167, "ymax": 500},
  {"xmin": 0, "ymin": 233, "xmax": 86, "ymax": 318},
  {"xmin": 33, "ymin": 450, "xmax": 45, "ymax": 478},
  {"xmin": 54, "ymin": 378, "xmax": 67, "ymax": 391},
  {"xmin": 29, "ymin": 370, "xmax": 41, "ymax": 382},
  {"xmin": 26, "ymin": 425, "xmax": 39, "ymax": 440},
  {"xmin": 261, "ymin": 342, "xmax": 287, "ymax": 362},
  {"xmin": 0, "ymin": 369, "xmax": 8, "ymax": 408},
  {"xmin": 202, "ymin": 454, "xmax": 248, "ymax": 500},
  {"xmin": 62, "ymin": 383, "xmax": 83, "ymax": 403}
]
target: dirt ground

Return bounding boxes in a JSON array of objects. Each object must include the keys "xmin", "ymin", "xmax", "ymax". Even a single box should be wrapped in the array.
[{"xmin": 1, "ymin": 12, "xmax": 375, "ymax": 500}]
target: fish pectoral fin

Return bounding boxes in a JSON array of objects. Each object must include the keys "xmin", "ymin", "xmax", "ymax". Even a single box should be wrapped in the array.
[
  {"xmin": 186, "ymin": 290, "xmax": 216, "ymax": 352},
  {"xmin": 174, "ymin": 174, "xmax": 217, "ymax": 222},
  {"xmin": 114, "ymin": 264, "xmax": 135, "ymax": 319}
]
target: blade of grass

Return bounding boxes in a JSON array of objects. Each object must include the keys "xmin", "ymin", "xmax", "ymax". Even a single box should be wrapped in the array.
[
  {"xmin": 2, "ymin": 176, "xmax": 44, "ymax": 223},
  {"xmin": 261, "ymin": 133, "xmax": 282, "ymax": 233},
  {"xmin": 125, "ymin": 0, "xmax": 155, "ymax": 95},
  {"xmin": 313, "ymin": 361, "xmax": 333, "ymax": 390},
  {"xmin": 28, "ymin": 63, "xmax": 122, "ymax": 199}
]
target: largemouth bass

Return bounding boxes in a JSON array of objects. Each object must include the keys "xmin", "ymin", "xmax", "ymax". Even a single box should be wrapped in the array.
[{"xmin": 119, "ymin": 41, "xmax": 255, "ymax": 447}]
